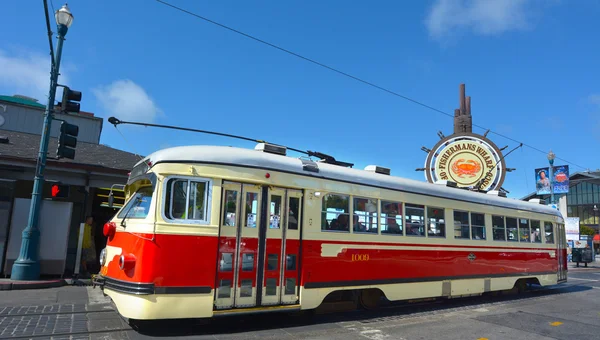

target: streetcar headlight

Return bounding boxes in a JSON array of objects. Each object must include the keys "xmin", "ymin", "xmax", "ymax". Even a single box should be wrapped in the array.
[
  {"xmin": 119, "ymin": 253, "xmax": 136, "ymax": 271},
  {"xmin": 99, "ymin": 248, "xmax": 107, "ymax": 267}
]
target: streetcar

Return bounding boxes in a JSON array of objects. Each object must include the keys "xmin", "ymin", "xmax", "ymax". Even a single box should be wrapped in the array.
[{"xmin": 93, "ymin": 142, "xmax": 568, "ymax": 321}]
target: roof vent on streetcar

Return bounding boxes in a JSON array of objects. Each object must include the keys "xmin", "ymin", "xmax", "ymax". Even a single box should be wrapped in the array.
[
  {"xmin": 486, "ymin": 190, "xmax": 507, "ymax": 198},
  {"xmin": 255, "ymin": 142, "xmax": 287, "ymax": 156},
  {"xmin": 528, "ymin": 198, "xmax": 546, "ymax": 205},
  {"xmin": 364, "ymin": 165, "xmax": 390, "ymax": 175},
  {"xmin": 434, "ymin": 180, "xmax": 457, "ymax": 187}
]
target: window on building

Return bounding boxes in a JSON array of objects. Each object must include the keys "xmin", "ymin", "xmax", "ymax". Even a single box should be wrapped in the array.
[
  {"xmin": 164, "ymin": 178, "xmax": 210, "ymax": 223},
  {"xmin": 381, "ymin": 201, "xmax": 403, "ymax": 235},
  {"xmin": 492, "ymin": 215, "xmax": 505, "ymax": 241},
  {"xmin": 321, "ymin": 194, "xmax": 349, "ymax": 232}
]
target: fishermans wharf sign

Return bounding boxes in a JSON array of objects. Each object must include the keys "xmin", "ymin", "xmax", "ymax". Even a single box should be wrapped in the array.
[
  {"xmin": 420, "ymin": 84, "xmax": 508, "ymax": 192},
  {"xmin": 424, "ymin": 134, "xmax": 505, "ymax": 191}
]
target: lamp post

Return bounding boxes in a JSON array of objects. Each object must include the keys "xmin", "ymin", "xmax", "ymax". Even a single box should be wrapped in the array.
[
  {"xmin": 547, "ymin": 150, "xmax": 555, "ymax": 205},
  {"xmin": 11, "ymin": 4, "xmax": 74, "ymax": 281}
]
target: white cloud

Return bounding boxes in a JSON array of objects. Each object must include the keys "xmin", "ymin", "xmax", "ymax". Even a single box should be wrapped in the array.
[
  {"xmin": 0, "ymin": 49, "xmax": 70, "ymax": 103},
  {"xmin": 93, "ymin": 79, "xmax": 162, "ymax": 122},
  {"xmin": 425, "ymin": 0, "xmax": 533, "ymax": 39}
]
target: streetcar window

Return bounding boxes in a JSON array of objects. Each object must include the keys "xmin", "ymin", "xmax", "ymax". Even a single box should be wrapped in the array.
[
  {"xmin": 266, "ymin": 279, "xmax": 277, "ymax": 296},
  {"xmin": 381, "ymin": 201, "xmax": 403, "ymax": 235},
  {"xmin": 164, "ymin": 178, "xmax": 210, "ymax": 223},
  {"xmin": 245, "ymin": 192, "xmax": 259, "ymax": 228},
  {"xmin": 471, "ymin": 213, "xmax": 486, "ymax": 240},
  {"xmin": 506, "ymin": 217, "xmax": 518, "ymax": 242},
  {"xmin": 218, "ymin": 280, "xmax": 231, "ymax": 298},
  {"xmin": 267, "ymin": 254, "xmax": 278, "ymax": 271},
  {"xmin": 223, "ymin": 190, "xmax": 237, "ymax": 227},
  {"xmin": 453, "ymin": 210, "xmax": 470, "ymax": 239},
  {"xmin": 353, "ymin": 197, "xmax": 378, "ymax": 233},
  {"xmin": 288, "ymin": 197, "xmax": 300, "ymax": 230},
  {"xmin": 531, "ymin": 220, "xmax": 542, "ymax": 243},
  {"xmin": 544, "ymin": 222, "xmax": 554, "ymax": 244},
  {"xmin": 405, "ymin": 204, "xmax": 425, "ymax": 236},
  {"xmin": 117, "ymin": 186, "xmax": 153, "ymax": 219},
  {"xmin": 242, "ymin": 253, "xmax": 254, "ymax": 271},
  {"xmin": 240, "ymin": 280, "xmax": 252, "ymax": 297},
  {"xmin": 427, "ymin": 207, "xmax": 445, "ymax": 237},
  {"xmin": 492, "ymin": 215, "xmax": 506, "ymax": 241},
  {"xmin": 285, "ymin": 278, "xmax": 296, "ymax": 295},
  {"xmin": 519, "ymin": 219, "xmax": 530, "ymax": 242},
  {"xmin": 321, "ymin": 194, "xmax": 350, "ymax": 232},
  {"xmin": 286, "ymin": 254, "xmax": 297, "ymax": 271},
  {"xmin": 269, "ymin": 195, "xmax": 282, "ymax": 229},
  {"xmin": 220, "ymin": 253, "xmax": 233, "ymax": 272}
]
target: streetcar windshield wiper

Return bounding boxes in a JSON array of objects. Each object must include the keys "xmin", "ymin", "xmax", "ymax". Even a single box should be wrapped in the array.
[{"xmin": 120, "ymin": 196, "xmax": 141, "ymax": 229}]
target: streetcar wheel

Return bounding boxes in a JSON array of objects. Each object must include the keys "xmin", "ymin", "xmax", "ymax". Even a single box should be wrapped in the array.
[{"xmin": 359, "ymin": 289, "xmax": 383, "ymax": 310}]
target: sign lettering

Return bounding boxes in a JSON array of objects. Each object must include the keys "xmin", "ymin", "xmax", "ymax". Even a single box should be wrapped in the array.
[{"xmin": 425, "ymin": 135, "xmax": 506, "ymax": 191}]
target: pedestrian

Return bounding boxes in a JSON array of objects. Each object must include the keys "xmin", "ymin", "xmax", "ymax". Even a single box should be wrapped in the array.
[{"xmin": 80, "ymin": 216, "xmax": 96, "ymax": 277}]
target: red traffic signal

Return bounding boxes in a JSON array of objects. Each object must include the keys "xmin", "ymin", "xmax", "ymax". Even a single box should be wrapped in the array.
[{"xmin": 50, "ymin": 184, "xmax": 69, "ymax": 198}]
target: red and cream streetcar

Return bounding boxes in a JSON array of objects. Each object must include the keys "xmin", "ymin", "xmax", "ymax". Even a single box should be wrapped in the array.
[{"xmin": 93, "ymin": 142, "xmax": 568, "ymax": 321}]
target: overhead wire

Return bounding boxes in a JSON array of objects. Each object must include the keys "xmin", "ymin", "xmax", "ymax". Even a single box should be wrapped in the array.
[{"xmin": 155, "ymin": 0, "xmax": 589, "ymax": 171}]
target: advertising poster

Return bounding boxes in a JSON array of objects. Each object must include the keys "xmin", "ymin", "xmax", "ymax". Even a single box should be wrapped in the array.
[
  {"xmin": 535, "ymin": 167, "xmax": 551, "ymax": 195},
  {"xmin": 535, "ymin": 165, "xmax": 569, "ymax": 195},
  {"xmin": 552, "ymin": 165, "xmax": 569, "ymax": 194},
  {"xmin": 565, "ymin": 217, "xmax": 580, "ymax": 242}
]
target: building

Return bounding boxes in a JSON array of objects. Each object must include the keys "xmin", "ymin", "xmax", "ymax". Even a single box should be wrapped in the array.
[
  {"xmin": 521, "ymin": 170, "xmax": 600, "ymax": 251},
  {"xmin": 0, "ymin": 94, "xmax": 140, "ymax": 278}
]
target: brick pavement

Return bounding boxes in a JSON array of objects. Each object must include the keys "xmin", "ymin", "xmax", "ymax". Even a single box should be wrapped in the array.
[{"xmin": 0, "ymin": 286, "xmax": 132, "ymax": 339}]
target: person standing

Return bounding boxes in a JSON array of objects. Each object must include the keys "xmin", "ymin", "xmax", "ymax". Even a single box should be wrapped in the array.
[{"xmin": 81, "ymin": 216, "xmax": 96, "ymax": 277}]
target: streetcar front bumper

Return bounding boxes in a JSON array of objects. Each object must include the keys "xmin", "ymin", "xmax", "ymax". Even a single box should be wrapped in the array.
[{"xmin": 91, "ymin": 274, "xmax": 155, "ymax": 295}]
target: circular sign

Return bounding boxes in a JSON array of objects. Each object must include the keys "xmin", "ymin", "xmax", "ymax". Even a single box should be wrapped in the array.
[{"xmin": 424, "ymin": 134, "xmax": 506, "ymax": 191}]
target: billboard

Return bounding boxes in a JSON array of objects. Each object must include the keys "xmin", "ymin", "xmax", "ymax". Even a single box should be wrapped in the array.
[
  {"xmin": 535, "ymin": 165, "xmax": 569, "ymax": 195},
  {"xmin": 565, "ymin": 217, "xmax": 579, "ymax": 242}
]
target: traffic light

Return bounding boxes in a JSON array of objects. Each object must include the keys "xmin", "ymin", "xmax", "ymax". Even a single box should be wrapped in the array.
[
  {"xmin": 57, "ymin": 121, "xmax": 78, "ymax": 159},
  {"xmin": 50, "ymin": 184, "xmax": 69, "ymax": 198},
  {"xmin": 60, "ymin": 86, "xmax": 82, "ymax": 114}
]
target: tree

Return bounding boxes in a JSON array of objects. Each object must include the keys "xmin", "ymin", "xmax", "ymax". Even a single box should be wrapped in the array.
[{"xmin": 580, "ymin": 225, "xmax": 596, "ymax": 236}]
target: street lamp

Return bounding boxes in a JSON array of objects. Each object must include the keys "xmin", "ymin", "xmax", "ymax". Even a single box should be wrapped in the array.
[
  {"xmin": 11, "ymin": 4, "xmax": 74, "ymax": 281},
  {"xmin": 547, "ymin": 150, "xmax": 556, "ymax": 205}
]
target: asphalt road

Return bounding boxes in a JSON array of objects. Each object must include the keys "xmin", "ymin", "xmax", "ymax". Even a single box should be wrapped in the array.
[{"xmin": 1, "ymin": 268, "xmax": 599, "ymax": 339}]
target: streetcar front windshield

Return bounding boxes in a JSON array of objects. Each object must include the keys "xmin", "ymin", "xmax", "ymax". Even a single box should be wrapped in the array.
[{"xmin": 117, "ymin": 186, "xmax": 154, "ymax": 219}]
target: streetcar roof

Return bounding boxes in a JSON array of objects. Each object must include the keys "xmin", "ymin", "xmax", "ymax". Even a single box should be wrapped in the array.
[{"xmin": 140, "ymin": 145, "xmax": 563, "ymax": 218}]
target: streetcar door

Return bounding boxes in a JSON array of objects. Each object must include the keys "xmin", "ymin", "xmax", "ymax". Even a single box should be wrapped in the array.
[
  {"xmin": 260, "ymin": 188, "xmax": 302, "ymax": 306},
  {"xmin": 557, "ymin": 223, "xmax": 567, "ymax": 281},
  {"xmin": 215, "ymin": 182, "xmax": 262, "ymax": 309}
]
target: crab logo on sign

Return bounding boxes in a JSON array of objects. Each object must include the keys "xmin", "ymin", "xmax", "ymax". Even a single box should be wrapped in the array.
[{"xmin": 424, "ymin": 134, "xmax": 506, "ymax": 191}]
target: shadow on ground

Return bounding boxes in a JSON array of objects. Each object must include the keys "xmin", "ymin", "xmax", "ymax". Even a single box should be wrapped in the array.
[{"xmin": 130, "ymin": 284, "xmax": 592, "ymax": 338}]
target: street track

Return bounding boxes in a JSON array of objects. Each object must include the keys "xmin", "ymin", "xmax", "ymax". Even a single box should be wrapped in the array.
[{"xmin": 1, "ymin": 278, "xmax": 596, "ymax": 339}]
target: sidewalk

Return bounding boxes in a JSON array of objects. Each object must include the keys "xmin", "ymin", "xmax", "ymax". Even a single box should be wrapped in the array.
[
  {"xmin": 568, "ymin": 260, "xmax": 600, "ymax": 270},
  {"xmin": 0, "ymin": 285, "xmax": 131, "ymax": 339}
]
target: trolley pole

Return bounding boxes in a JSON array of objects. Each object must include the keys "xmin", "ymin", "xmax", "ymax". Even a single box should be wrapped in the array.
[{"xmin": 11, "ymin": 4, "xmax": 73, "ymax": 281}]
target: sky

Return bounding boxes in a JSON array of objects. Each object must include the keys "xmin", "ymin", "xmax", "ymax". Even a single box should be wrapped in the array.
[{"xmin": 1, "ymin": 0, "xmax": 599, "ymax": 200}]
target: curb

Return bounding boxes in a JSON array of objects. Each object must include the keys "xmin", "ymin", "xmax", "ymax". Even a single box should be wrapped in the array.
[{"xmin": 0, "ymin": 279, "xmax": 66, "ymax": 291}]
